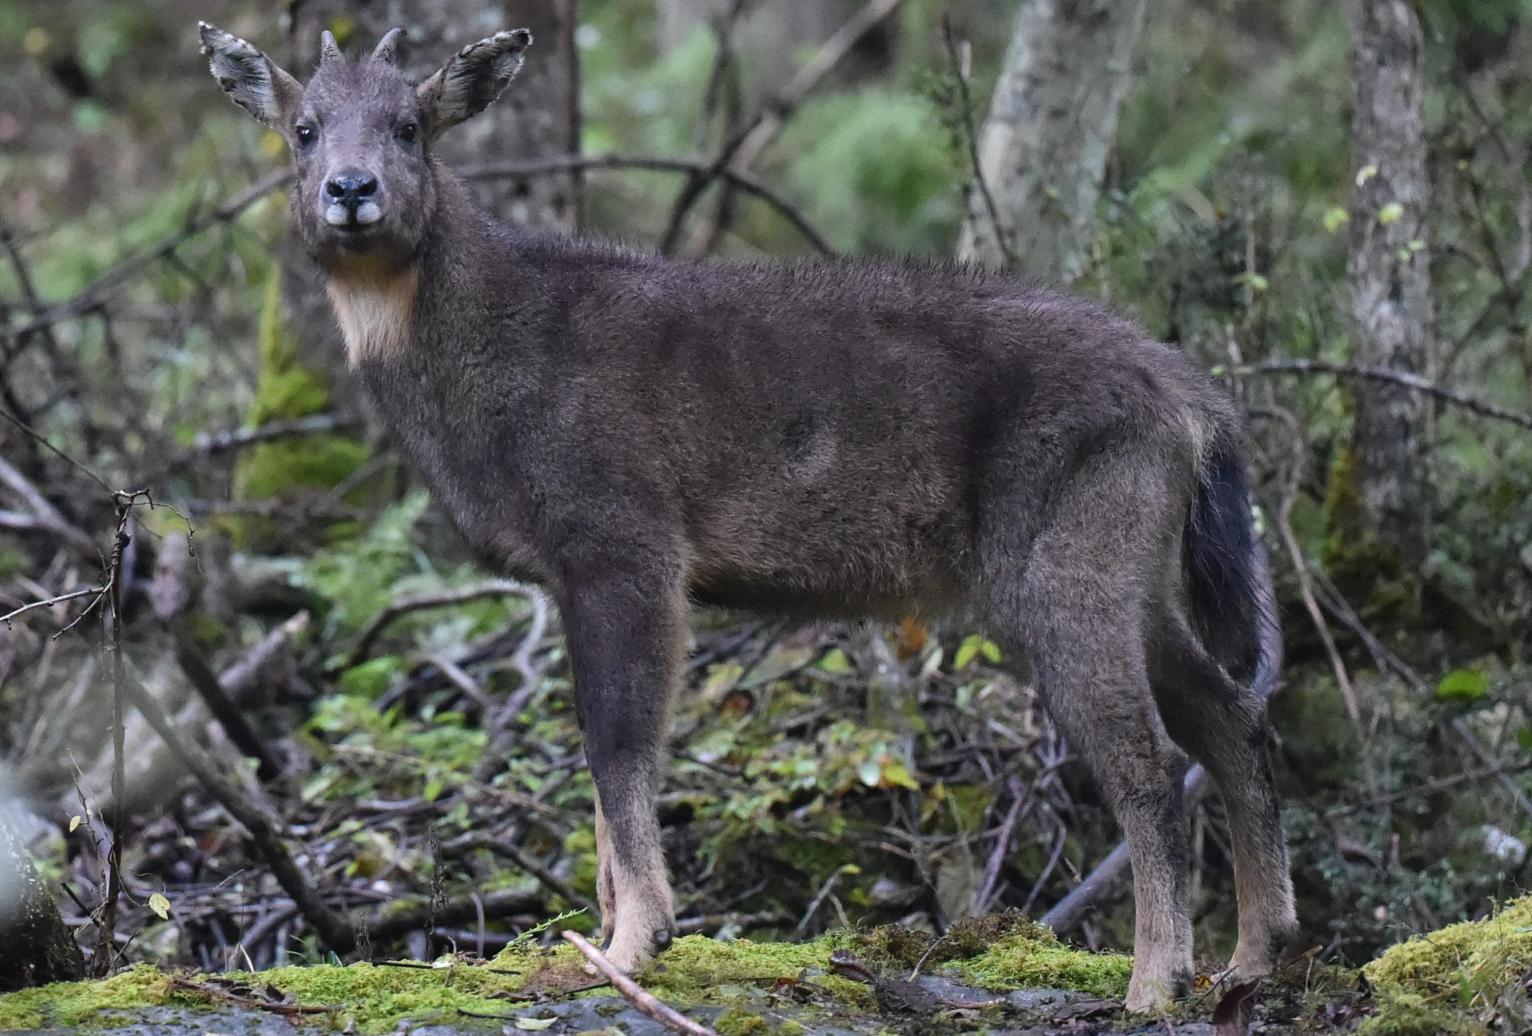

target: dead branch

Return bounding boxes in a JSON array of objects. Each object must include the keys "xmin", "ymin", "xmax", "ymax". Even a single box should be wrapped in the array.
[
  {"xmin": 655, "ymin": 0, "xmax": 905, "ymax": 253},
  {"xmin": 443, "ymin": 834, "xmax": 595, "ymax": 915},
  {"xmin": 10, "ymin": 169, "xmax": 289, "ymax": 335},
  {"xmin": 92, "ymin": 490, "xmax": 140, "ymax": 975},
  {"xmin": 460, "ymin": 153, "xmax": 832, "ymax": 255},
  {"xmin": 192, "ymin": 414, "xmax": 359, "ymax": 455},
  {"xmin": 0, "ymin": 454, "xmax": 97, "ymax": 557},
  {"xmin": 1253, "ymin": 405, "xmax": 1362, "ymax": 733},
  {"xmin": 942, "ymin": 16, "xmax": 1016, "ymax": 269},
  {"xmin": 562, "ymin": 930, "xmax": 719, "ymax": 1036},
  {"xmin": 173, "ymin": 640, "xmax": 285, "ymax": 782},
  {"xmin": 1041, "ymin": 766, "xmax": 1209, "ymax": 934},
  {"xmin": 349, "ymin": 579, "xmax": 534, "ymax": 667},
  {"xmin": 1231, "ymin": 358, "xmax": 1532, "ymax": 430},
  {"xmin": 122, "ymin": 676, "xmax": 356, "ymax": 952}
]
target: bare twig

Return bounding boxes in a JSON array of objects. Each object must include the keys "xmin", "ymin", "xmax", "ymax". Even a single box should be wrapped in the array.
[
  {"xmin": 192, "ymin": 414, "xmax": 359, "ymax": 455},
  {"xmin": 123, "ymin": 676, "xmax": 356, "ymax": 952},
  {"xmin": 972, "ymin": 775, "xmax": 1027, "ymax": 915},
  {"xmin": 349, "ymin": 579, "xmax": 534, "ymax": 668},
  {"xmin": 1255, "ymin": 406, "xmax": 1362, "ymax": 733},
  {"xmin": 561, "ymin": 930, "xmax": 719, "ymax": 1036},
  {"xmin": 444, "ymin": 834, "xmax": 595, "ymax": 915},
  {"xmin": 0, "ymin": 453, "xmax": 97, "ymax": 557},
  {"xmin": 943, "ymin": 16, "xmax": 1015, "ymax": 269},
  {"xmin": 0, "ymin": 585, "xmax": 107, "ymax": 629},
  {"xmin": 655, "ymin": 0, "xmax": 904, "ymax": 253},
  {"xmin": 460, "ymin": 154, "xmax": 832, "ymax": 255},
  {"xmin": 10, "ymin": 170, "xmax": 290, "ymax": 335},
  {"xmin": 1230, "ymin": 358, "xmax": 1532, "ymax": 430},
  {"xmin": 91, "ymin": 490, "xmax": 142, "ymax": 975}
]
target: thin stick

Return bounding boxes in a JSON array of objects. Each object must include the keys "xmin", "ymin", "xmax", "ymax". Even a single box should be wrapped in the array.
[
  {"xmin": 655, "ymin": 0, "xmax": 904, "ymax": 253},
  {"xmin": 0, "ymin": 585, "xmax": 106, "ymax": 628},
  {"xmin": 561, "ymin": 931, "xmax": 719, "ymax": 1036},
  {"xmin": 90, "ymin": 492, "xmax": 137, "ymax": 975},
  {"xmin": 972, "ymin": 775, "xmax": 1027, "ymax": 915},
  {"xmin": 348, "ymin": 579, "xmax": 533, "ymax": 667},
  {"xmin": 1230, "ymin": 358, "xmax": 1532, "ymax": 430},
  {"xmin": 943, "ymin": 16, "xmax": 1015, "ymax": 269}
]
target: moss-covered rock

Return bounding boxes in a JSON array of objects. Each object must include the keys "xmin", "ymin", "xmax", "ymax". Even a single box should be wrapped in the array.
[{"xmin": 1361, "ymin": 895, "xmax": 1532, "ymax": 1035}]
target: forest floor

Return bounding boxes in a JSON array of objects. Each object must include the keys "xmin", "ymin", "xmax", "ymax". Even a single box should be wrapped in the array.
[{"xmin": 8, "ymin": 900, "xmax": 1528, "ymax": 1036}]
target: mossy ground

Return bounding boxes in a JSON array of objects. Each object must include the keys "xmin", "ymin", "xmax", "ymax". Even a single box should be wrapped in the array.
[
  {"xmin": 13, "ymin": 903, "xmax": 1529, "ymax": 1034},
  {"xmin": 0, "ymin": 919, "xmax": 1122, "ymax": 1033},
  {"xmin": 1359, "ymin": 894, "xmax": 1532, "ymax": 1035}
]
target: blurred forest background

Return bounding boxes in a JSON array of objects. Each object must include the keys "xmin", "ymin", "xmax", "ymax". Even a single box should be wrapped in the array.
[{"xmin": 1, "ymin": 0, "xmax": 1531, "ymax": 1018}]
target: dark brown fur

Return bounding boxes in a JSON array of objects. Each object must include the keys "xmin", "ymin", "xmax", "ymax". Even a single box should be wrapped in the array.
[{"xmin": 199, "ymin": 23, "xmax": 1299, "ymax": 1011}]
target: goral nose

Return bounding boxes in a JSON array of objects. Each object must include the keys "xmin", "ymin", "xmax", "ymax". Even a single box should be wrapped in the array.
[{"xmin": 325, "ymin": 169, "xmax": 379, "ymax": 208}]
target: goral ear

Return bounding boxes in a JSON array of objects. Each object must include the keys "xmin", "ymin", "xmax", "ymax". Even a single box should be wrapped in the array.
[
  {"xmin": 416, "ymin": 29, "xmax": 532, "ymax": 138},
  {"xmin": 198, "ymin": 21, "xmax": 302, "ymax": 128}
]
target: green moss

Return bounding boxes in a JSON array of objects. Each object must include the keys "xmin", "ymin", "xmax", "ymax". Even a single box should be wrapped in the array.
[
  {"xmin": 235, "ymin": 960, "xmax": 527, "ymax": 1031},
  {"xmin": 0, "ymin": 965, "xmax": 175, "ymax": 1030},
  {"xmin": 951, "ymin": 919, "xmax": 1133, "ymax": 998},
  {"xmin": 0, "ymin": 922, "xmax": 1135, "ymax": 1032},
  {"xmin": 715, "ymin": 1006, "xmax": 771, "ymax": 1035},
  {"xmin": 234, "ymin": 434, "xmax": 369, "ymax": 501},
  {"xmin": 0, "ymin": 960, "xmax": 533, "ymax": 1035},
  {"xmin": 639, "ymin": 935, "xmax": 870, "ymax": 1006},
  {"xmin": 1321, "ymin": 444, "xmax": 1421, "ymax": 625},
  {"xmin": 1361, "ymin": 896, "xmax": 1532, "ymax": 1035}
]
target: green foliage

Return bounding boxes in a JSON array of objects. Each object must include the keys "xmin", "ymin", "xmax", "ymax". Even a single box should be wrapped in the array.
[
  {"xmin": 291, "ymin": 490, "xmax": 432, "ymax": 633},
  {"xmin": 780, "ymin": 90, "xmax": 963, "ymax": 256}
]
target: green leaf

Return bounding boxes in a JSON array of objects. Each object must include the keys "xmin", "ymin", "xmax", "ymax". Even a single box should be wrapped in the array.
[
  {"xmin": 514, "ymin": 1017, "xmax": 557, "ymax": 1031},
  {"xmin": 979, "ymin": 639, "xmax": 1002, "ymax": 664},
  {"xmin": 1378, "ymin": 201, "xmax": 1404, "ymax": 225},
  {"xmin": 954, "ymin": 635, "xmax": 981, "ymax": 671},
  {"xmin": 1435, "ymin": 668, "xmax": 1489, "ymax": 703},
  {"xmin": 148, "ymin": 892, "xmax": 171, "ymax": 920},
  {"xmin": 819, "ymin": 648, "xmax": 852, "ymax": 673},
  {"xmin": 1322, "ymin": 206, "xmax": 1349, "ymax": 233}
]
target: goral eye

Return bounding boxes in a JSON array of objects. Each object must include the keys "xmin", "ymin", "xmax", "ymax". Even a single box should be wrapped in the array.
[
  {"xmin": 396, "ymin": 121, "xmax": 419, "ymax": 145},
  {"xmin": 295, "ymin": 123, "xmax": 318, "ymax": 148}
]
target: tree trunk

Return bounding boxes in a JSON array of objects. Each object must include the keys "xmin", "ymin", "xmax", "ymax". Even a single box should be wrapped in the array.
[
  {"xmin": 956, "ymin": 0, "xmax": 1147, "ymax": 282},
  {"xmin": 0, "ymin": 809, "xmax": 84, "ymax": 991},
  {"xmin": 1342, "ymin": 0, "xmax": 1433, "ymax": 570}
]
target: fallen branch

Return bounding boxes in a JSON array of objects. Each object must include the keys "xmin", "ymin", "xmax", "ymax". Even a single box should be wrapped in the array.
[
  {"xmin": 0, "ymin": 454, "xmax": 97, "ymax": 557},
  {"xmin": 561, "ymin": 930, "xmax": 719, "ymax": 1036},
  {"xmin": 122, "ymin": 677, "xmax": 355, "ymax": 952},
  {"xmin": 1041, "ymin": 766, "xmax": 1208, "ymax": 934}
]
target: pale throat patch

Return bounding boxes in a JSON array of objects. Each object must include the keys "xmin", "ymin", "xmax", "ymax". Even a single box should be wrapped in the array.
[{"xmin": 325, "ymin": 265, "xmax": 420, "ymax": 366}]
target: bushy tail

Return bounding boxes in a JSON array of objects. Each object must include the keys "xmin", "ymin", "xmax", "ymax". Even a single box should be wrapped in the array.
[{"xmin": 1185, "ymin": 432, "xmax": 1282, "ymax": 696}]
